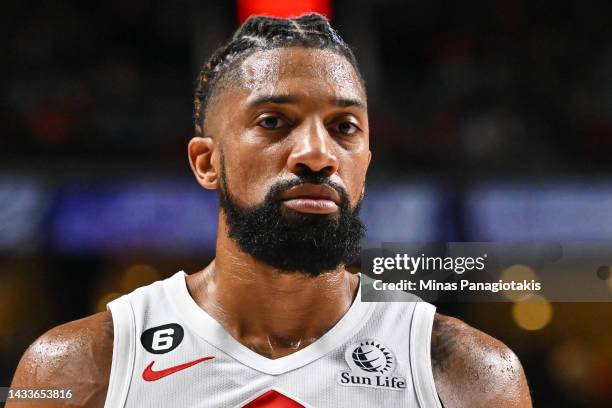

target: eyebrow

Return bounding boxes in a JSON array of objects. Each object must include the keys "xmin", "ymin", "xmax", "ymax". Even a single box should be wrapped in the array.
[
  {"xmin": 334, "ymin": 97, "xmax": 366, "ymax": 110},
  {"xmin": 246, "ymin": 94, "xmax": 366, "ymax": 110}
]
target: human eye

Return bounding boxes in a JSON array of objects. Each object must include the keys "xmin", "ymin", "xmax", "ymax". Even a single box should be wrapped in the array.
[
  {"xmin": 256, "ymin": 114, "xmax": 290, "ymax": 130},
  {"xmin": 332, "ymin": 119, "xmax": 361, "ymax": 136}
]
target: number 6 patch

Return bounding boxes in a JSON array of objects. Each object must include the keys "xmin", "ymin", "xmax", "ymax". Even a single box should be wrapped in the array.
[{"xmin": 140, "ymin": 323, "xmax": 184, "ymax": 354}]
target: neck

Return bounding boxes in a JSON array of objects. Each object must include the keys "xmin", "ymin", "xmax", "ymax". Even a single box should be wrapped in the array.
[{"xmin": 186, "ymin": 219, "xmax": 359, "ymax": 359}]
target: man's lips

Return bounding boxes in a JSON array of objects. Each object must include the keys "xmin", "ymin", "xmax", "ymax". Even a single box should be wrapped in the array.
[{"xmin": 279, "ymin": 184, "xmax": 341, "ymax": 214}]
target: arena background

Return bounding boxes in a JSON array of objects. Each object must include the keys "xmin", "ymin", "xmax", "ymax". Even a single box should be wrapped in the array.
[{"xmin": 1, "ymin": 1, "xmax": 612, "ymax": 406}]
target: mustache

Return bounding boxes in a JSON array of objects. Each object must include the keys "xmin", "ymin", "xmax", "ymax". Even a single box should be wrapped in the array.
[{"xmin": 266, "ymin": 173, "xmax": 349, "ymax": 205}]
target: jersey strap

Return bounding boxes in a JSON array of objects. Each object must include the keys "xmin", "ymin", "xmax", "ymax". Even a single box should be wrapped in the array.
[
  {"xmin": 410, "ymin": 302, "xmax": 443, "ymax": 408},
  {"xmin": 104, "ymin": 295, "xmax": 137, "ymax": 408}
]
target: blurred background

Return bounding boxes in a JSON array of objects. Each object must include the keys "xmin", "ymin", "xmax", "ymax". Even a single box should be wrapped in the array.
[{"xmin": 1, "ymin": 0, "xmax": 612, "ymax": 406}]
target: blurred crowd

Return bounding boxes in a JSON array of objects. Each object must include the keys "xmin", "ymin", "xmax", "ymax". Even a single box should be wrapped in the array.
[{"xmin": 2, "ymin": 1, "xmax": 612, "ymax": 175}]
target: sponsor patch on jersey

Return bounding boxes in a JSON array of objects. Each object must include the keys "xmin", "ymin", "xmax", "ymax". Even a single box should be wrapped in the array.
[
  {"xmin": 337, "ymin": 339, "xmax": 407, "ymax": 391},
  {"xmin": 140, "ymin": 323, "xmax": 184, "ymax": 354}
]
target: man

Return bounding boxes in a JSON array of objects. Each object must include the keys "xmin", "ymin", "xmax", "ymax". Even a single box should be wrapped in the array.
[{"xmin": 9, "ymin": 14, "xmax": 531, "ymax": 407}]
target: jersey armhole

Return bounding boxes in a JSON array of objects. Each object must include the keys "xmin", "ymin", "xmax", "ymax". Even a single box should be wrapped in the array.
[
  {"xmin": 409, "ymin": 302, "xmax": 443, "ymax": 408},
  {"xmin": 103, "ymin": 296, "xmax": 136, "ymax": 408}
]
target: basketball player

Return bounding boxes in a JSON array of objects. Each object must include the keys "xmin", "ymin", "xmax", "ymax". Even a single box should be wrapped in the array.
[{"xmin": 8, "ymin": 14, "xmax": 531, "ymax": 407}]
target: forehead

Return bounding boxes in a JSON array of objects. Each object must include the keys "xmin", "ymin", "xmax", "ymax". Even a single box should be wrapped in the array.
[{"xmin": 237, "ymin": 47, "xmax": 366, "ymax": 102}]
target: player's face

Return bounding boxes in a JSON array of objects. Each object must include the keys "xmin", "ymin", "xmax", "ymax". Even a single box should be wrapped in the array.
[
  {"xmin": 195, "ymin": 47, "xmax": 370, "ymax": 275},
  {"xmin": 206, "ymin": 46, "xmax": 370, "ymax": 213}
]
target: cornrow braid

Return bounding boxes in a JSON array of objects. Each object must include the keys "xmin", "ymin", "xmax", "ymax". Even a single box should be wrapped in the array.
[{"xmin": 193, "ymin": 13, "xmax": 364, "ymax": 131}]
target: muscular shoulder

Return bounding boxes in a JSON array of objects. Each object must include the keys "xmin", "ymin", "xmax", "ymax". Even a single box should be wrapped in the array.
[
  {"xmin": 431, "ymin": 313, "xmax": 531, "ymax": 408},
  {"xmin": 8, "ymin": 311, "xmax": 114, "ymax": 408}
]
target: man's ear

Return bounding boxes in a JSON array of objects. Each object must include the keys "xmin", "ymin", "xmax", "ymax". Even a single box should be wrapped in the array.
[{"xmin": 188, "ymin": 136, "xmax": 219, "ymax": 190}]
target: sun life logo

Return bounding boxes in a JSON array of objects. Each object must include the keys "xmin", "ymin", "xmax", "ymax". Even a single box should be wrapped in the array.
[
  {"xmin": 338, "ymin": 339, "xmax": 407, "ymax": 391},
  {"xmin": 351, "ymin": 340, "xmax": 394, "ymax": 374}
]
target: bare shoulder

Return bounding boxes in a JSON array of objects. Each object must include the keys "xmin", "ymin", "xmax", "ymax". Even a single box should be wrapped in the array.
[
  {"xmin": 431, "ymin": 313, "xmax": 532, "ymax": 408},
  {"xmin": 8, "ymin": 311, "xmax": 114, "ymax": 408}
]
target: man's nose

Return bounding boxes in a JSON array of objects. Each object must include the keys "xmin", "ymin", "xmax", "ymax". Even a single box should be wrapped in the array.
[{"xmin": 287, "ymin": 120, "xmax": 339, "ymax": 177}]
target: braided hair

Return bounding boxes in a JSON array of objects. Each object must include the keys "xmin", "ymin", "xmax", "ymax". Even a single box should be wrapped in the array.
[{"xmin": 193, "ymin": 13, "xmax": 364, "ymax": 132}]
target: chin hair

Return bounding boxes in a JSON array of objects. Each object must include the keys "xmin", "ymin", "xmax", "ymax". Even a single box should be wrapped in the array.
[{"xmin": 218, "ymin": 163, "xmax": 365, "ymax": 277}]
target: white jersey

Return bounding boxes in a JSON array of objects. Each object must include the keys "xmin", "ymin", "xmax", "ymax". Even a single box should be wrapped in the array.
[{"xmin": 104, "ymin": 271, "xmax": 442, "ymax": 408}]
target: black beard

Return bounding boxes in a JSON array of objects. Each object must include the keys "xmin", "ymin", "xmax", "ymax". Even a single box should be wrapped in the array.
[{"xmin": 218, "ymin": 162, "xmax": 365, "ymax": 277}]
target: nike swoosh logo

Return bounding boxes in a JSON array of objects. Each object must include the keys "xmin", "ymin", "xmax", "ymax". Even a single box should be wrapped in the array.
[{"xmin": 142, "ymin": 356, "xmax": 214, "ymax": 381}]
